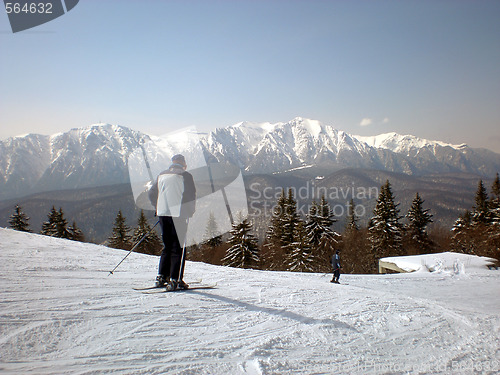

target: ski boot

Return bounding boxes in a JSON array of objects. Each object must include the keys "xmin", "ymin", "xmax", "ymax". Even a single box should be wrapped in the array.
[
  {"xmin": 166, "ymin": 279, "xmax": 178, "ymax": 291},
  {"xmin": 155, "ymin": 275, "xmax": 170, "ymax": 287},
  {"xmin": 165, "ymin": 279, "xmax": 189, "ymax": 291}
]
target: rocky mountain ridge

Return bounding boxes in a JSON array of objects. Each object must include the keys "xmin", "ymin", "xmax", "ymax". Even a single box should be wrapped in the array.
[{"xmin": 1, "ymin": 118, "xmax": 498, "ymax": 200}]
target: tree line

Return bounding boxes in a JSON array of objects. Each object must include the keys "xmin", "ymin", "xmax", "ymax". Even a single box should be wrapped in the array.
[
  {"xmin": 8, "ymin": 173, "xmax": 499, "ymax": 273},
  {"xmin": 450, "ymin": 175, "xmax": 500, "ymax": 259},
  {"xmin": 106, "ymin": 210, "xmax": 162, "ymax": 255},
  {"xmin": 193, "ymin": 174, "xmax": 499, "ymax": 273},
  {"xmin": 7, "ymin": 205, "xmax": 163, "ymax": 255},
  {"xmin": 8, "ymin": 205, "xmax": 84, "ymax": 241}
]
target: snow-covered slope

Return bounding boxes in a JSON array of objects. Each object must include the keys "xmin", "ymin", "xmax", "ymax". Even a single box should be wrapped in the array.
[{"xmin": 1, "ymin": 227, "xmax": 499, "ymax": 374}]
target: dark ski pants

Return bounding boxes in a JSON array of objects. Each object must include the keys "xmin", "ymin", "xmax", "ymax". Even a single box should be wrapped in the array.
[
  {"xmin": 158, "ymin": 216, "xmax": 188, "ymax": 281},
  {"xmin": 332, "ymin": 269, "xmax": 340, "ymax": 282}
]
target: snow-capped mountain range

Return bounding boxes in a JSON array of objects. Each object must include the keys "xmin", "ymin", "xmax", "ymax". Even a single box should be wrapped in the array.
[
  {"xmin": 0, "ymin": 124, "xmax": 147, "ymax": 200},
  {"xmin": 1, "ymin": 118, "xmax": 499, "ymax": 200},
  {"xmin": 203, "ymin": 117, "xmax": 496, "ymax": 174}
]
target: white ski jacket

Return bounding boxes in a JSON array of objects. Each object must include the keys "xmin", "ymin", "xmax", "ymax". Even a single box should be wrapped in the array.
[{"xmin": 148, "ymin": 164, "xmax": 196, "ymax": 218}]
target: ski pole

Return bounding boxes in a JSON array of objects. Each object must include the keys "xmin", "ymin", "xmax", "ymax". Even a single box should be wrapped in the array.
[{"xmin": 108, "ymin": 220, "xmax": 160, "ymax": 275}]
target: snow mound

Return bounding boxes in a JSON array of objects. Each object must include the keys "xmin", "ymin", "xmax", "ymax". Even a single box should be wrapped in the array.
[
  {"xmin": 1, "ymin": 228, "xmax": 499, "ymax": 374},
  {"xmin": 380, "ymin": 252, "xmax": 497, "ymax": 274}
]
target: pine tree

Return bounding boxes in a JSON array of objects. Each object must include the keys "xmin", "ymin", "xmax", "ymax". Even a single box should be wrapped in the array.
[
  {"xmin": 487, "ymin": 174, "xmax": 500, "ymax": 259},
  {"xmin": 451, "ymin": 210, "xmax": 476, "ymax": 254},
  {"xmin": 286, "ymin": 220, "xmax": 314, "ymax": 272},
  {"xmin": 342, "ymin": 199, "xmax": 371, "ymax": 273},
  {"xmin": 68, "ymin": 221, "xmax": 85, "ymax": 242},
  {"xmin": 282, "ymin": 188, "xmax": 302, "ymax": 249},
  {"xmin": 40, "ymin": 206, "xmax": 71, "ymax": 238},
  {"xmin": 222, "ymin": 216, "xmax": 259, "ymax": 269},
  {"xmin": 405, "ymin": 192, "xmax": 433, "ymax": 254},
  {"xmin": 55, "ymin": 208, "xmax": 71, "ymax": 239},
  {"xmin": 305, "ymin": 200, "xmax": 321, "ymax": 244},
  {"xmin": 265, "ymin": 189, "xmax": 286, "ymax": 245},
  {"xmin": 471, "ymin": 180, "xmax": 490, "ymax": 225},
  {"xmin": 41, "ymin": 206, "xmax": 59, "ymax": 237},
  {"xmin": 264, "ymin": 189, "xmax": 287, "ymax": 269},
  {"xmin": 203, "ymin": 211, "xmax": 222, "ymax": 247},
  {"xmin": 8, "ymin": 204, "xmax": 32, "ymax": 232},
  {"xmin": 278, "ymin": 188, "xmax": 312, "ymax": 271},
  {"xmin": 317, "ymin": 196, "xmax": 335, "ymax": 228},
  {"xmin": 492, "ymin": 173, "xmax": 500, "ymax": 201},
  {"xmin": 368, "ymin": 180, "xmax": 403, "ymax": 259},
  {"xmin": 108, "ymin": 210, "xmax": 132, "ymax": 250},
  {"xmin": 131, "ymin": 210, "xmax": 162, "ymax": 255},
  {"xmin": 489, "ymin": 173, "xmax": 500, "ymax": 225},
  {"xmin": 304, "ymin": 195, "xmax": 341, "ymax": 271},
  {"xmin": 345, "ymin": 199, "xmax": 359, "ymax": 234},
  {"xmin": 318, "ymin": 196, "xmax": 341, "ymax": 268}
]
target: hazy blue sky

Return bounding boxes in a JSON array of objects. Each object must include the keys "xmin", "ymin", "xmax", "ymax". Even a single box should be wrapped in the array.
[{"xmin": 1, "ymin": 0, "xmax": 499, "ymax": 152}]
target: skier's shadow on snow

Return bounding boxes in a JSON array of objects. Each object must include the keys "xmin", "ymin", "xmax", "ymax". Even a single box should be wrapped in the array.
[{"xmin": 190, "ymin": 290, "xmax": 358, "ymax": 332}]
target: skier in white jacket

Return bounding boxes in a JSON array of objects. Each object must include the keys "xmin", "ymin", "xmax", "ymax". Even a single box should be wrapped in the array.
[{"xmin": 148, "ymin": 154, "xmax": 196, "ymax": 290}]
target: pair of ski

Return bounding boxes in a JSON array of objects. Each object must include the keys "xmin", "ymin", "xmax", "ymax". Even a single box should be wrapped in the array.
[{"xmin": 133, "ymin": 280, "xmax": 216, "ymax": 293}]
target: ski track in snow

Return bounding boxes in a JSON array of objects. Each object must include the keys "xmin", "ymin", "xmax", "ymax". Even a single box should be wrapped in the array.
[{"xmin": 0, "ymin": 228, "xmax": 499, "ymax": 374}]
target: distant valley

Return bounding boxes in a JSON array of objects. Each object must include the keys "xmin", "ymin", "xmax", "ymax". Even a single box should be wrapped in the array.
[{"xmin": 0, "ymin": 170, "xmax": 489, "ymax": 243}]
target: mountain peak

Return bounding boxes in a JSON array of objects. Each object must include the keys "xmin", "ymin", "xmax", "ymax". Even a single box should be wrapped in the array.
[
  {"xmin": 229, "ymin": 117, "xmax": 325, "ymax": 139},
  {"xmin": 232, "ymin": 120, "xmax": 278, "ymax": 134},
  {"xmin": 77, "ymin": 123, "xmax": 136, "ymax": 134}
]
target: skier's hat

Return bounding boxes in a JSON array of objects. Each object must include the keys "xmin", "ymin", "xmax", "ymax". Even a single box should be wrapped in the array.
[{"xmin": 171, "ymin": 154, "xmax": 186, "ymax": 165}]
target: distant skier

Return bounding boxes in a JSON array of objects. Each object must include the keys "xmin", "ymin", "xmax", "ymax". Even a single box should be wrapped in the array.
[
  {"xmin": 148, "ymin": 154, "xmax": 196, "ymax": 290},
  {"xmin": 331, "ymin": 249, "xmax": 341, "ymax": 284}
]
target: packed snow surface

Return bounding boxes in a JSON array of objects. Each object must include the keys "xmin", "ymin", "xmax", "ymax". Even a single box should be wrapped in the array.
[{"xmin": 1, "ymin": 228, "xmax": 499, "ymax": 374}]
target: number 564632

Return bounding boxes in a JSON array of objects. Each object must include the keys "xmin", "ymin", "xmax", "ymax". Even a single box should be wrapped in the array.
[{"xmin": 5, "ymin": 2, "xmax": 53, "ymax": 14}]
